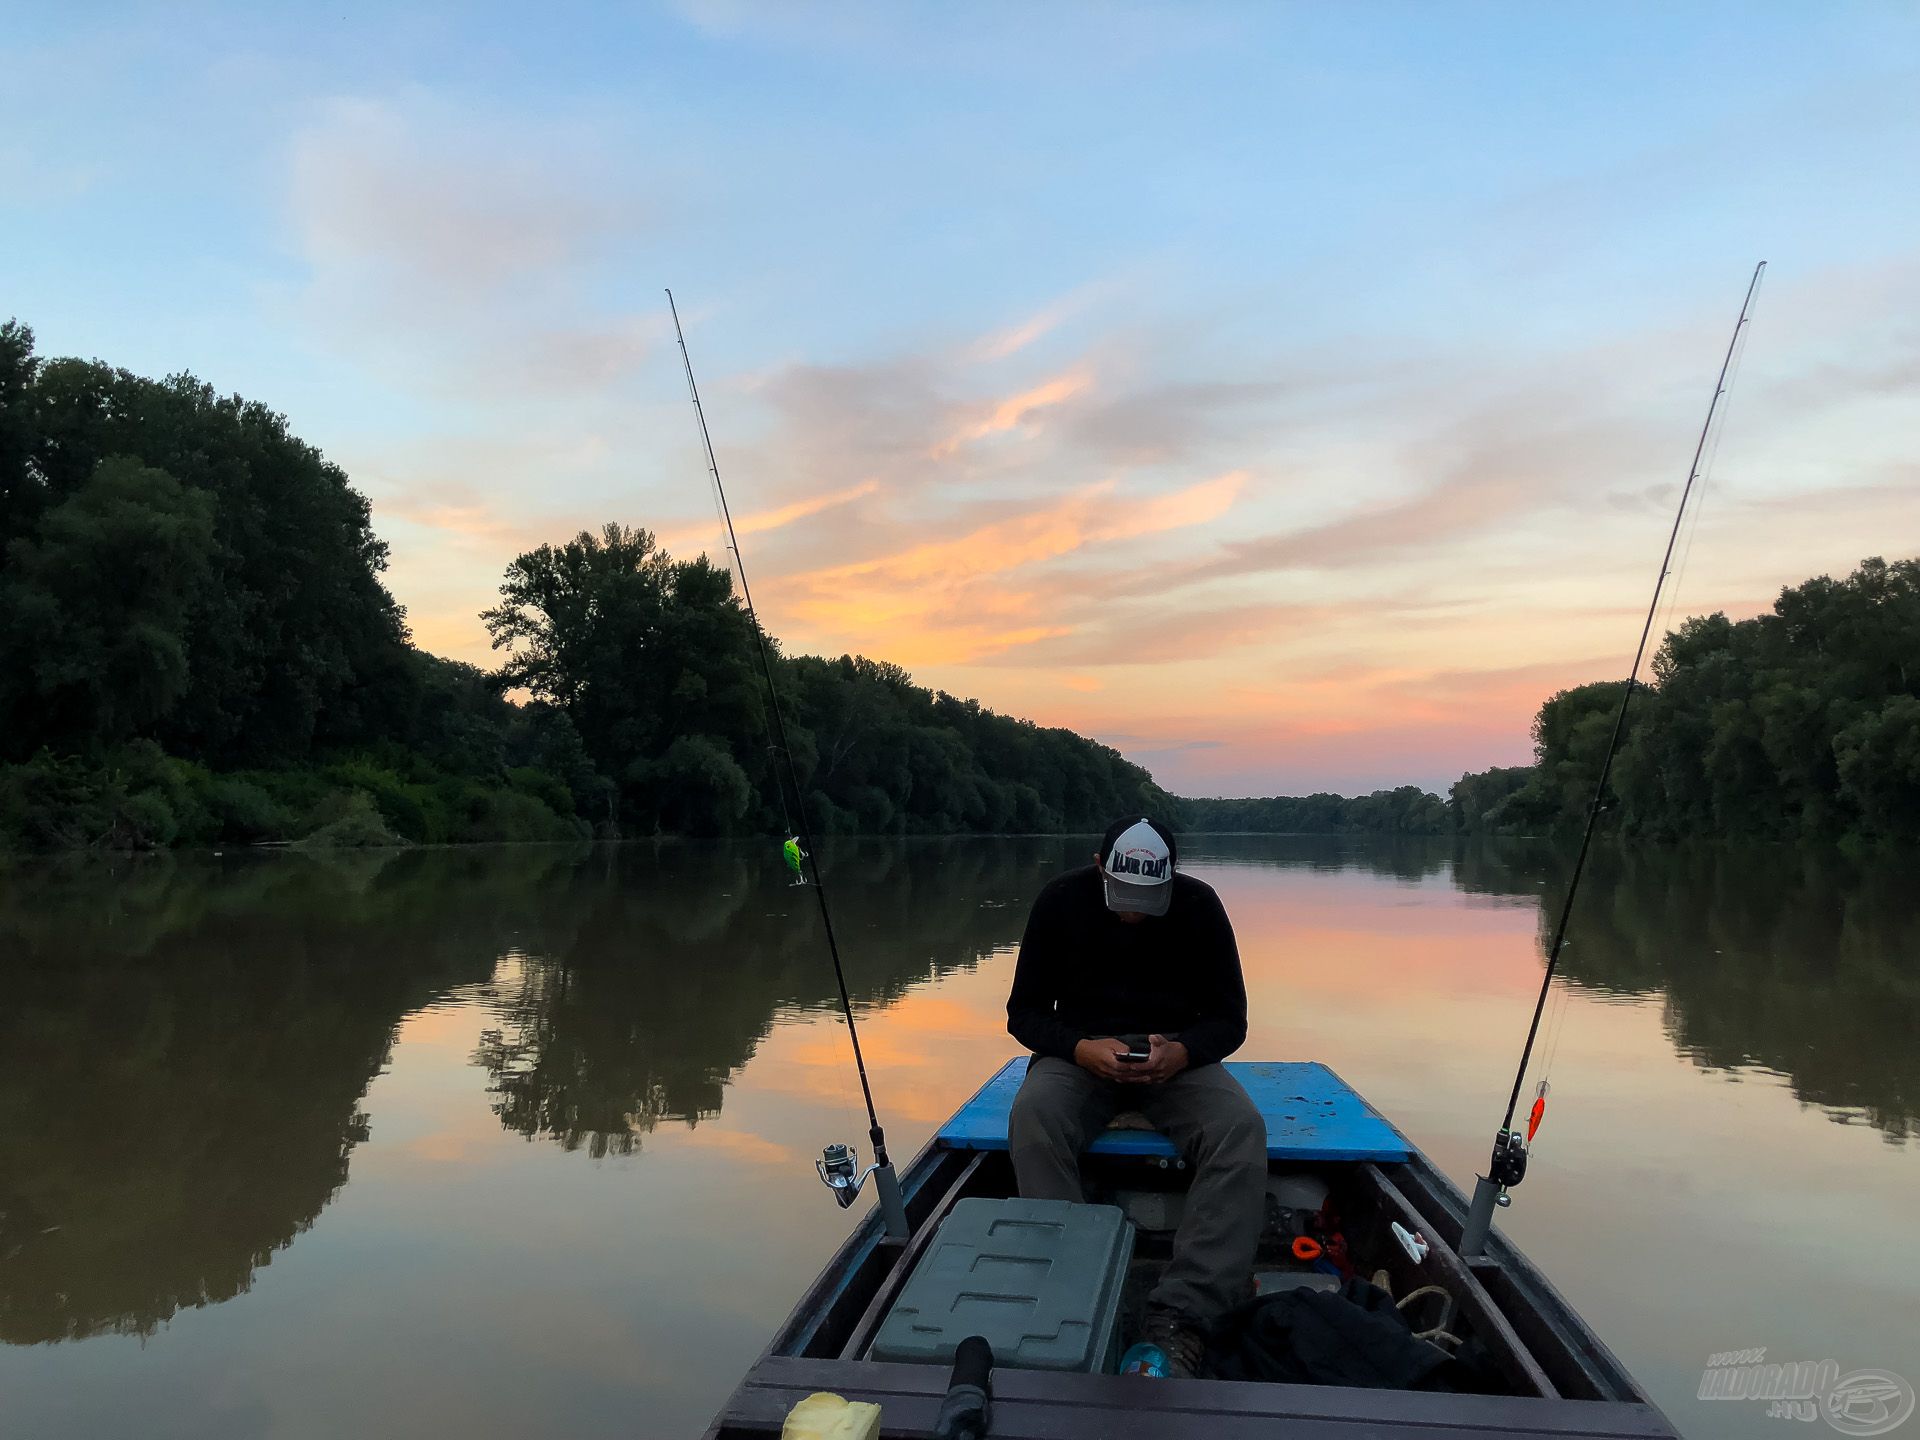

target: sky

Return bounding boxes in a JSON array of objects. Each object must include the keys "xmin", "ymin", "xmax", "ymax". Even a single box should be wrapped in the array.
[{"xmin": 4, "ymin": 2, "xmax": 1917, "ymax": 796}]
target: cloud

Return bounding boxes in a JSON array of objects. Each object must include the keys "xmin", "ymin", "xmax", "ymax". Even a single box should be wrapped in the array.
[
  {"xmin": 743, "ymin": 355, "xmax": 952, "ymax": 493},
  {"xmin": 1000, "ymin": 599, "xmax": 1332, "ymax": 669},
  {"xmin": 805, "ymin": 470, "xmax": 1242, "ymax": 589},
  {"xmin": 965, "ymin": 278, "xmax": 1126, "ymax": 362},
  {"xmin": 930, "ymin": 367, "xmax": 1095, "ymax": 458},
  {"xmin": 287, "ymin": 131, "xmax": 1913, "ymax": 795},
  {"xmin": 284, "ymin": 94, "xmax": 665, "ymax": 398},
  {"xmin": 971, "ymin": 308, "xmax": 1066, "ymax": 363},
  {"xmin": 380, "ymin": 496, "xmax": 534, "ymax": 551},
  {"xmin": 776, "ymin": 471, "xmax": 1247, "ymax": 664},
  {"xmin": 290, "ymin": 100, "xmax": 636, "ymax": 294},
  {"xmin": 655, "ymin": 478, "xmax": 881, "ymax": 556},
  {"xmin": 1093, "ymin": 364, "xmax": 1692, "ymax": 607},
  {"xmin": 1062, "ymin": 378, "xmax": 1296, "ymax": 465}
]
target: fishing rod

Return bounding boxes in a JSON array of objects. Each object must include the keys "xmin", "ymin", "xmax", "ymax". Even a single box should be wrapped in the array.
[
  {"xmin": 1460, "ymin": 261, "xmax": 1767, "ymax": 1257},
  {"xmin": 665, "ymin": 289, "xmax": 910, "ymax": 1241}
]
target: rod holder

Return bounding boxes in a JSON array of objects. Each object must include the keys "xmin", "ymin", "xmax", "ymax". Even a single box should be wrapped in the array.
[
  {"xmin": 874, "ymin": 1162, "xmax": 910, "ymax": 1241},
  {"xmin": 1460, "ymin": 1172, "xmax": 1504, "ymax": 1257}
]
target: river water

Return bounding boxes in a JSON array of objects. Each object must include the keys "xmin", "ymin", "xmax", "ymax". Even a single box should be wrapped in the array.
[{"xmin": 0, "ymin": 837, "xmax": 1914, "ymax": 1439}]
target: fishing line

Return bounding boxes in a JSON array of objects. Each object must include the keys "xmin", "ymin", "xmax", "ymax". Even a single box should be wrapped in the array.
[
  {"xmin": 1496, "ymin": 262, "xmax": 1769, "ymax": 1142},
  {"xmin": 1535, "ymin": 970, "xmax": 1573, "ymax": 1106},
  {"xmin": 665, "ymin": 289, "xmax": 899, "ymax": 1182},
  {"xmin": 1654, "ymin": 264, "xmax": 1764, "ymax": 655},
  {"xmin": 688, "ymin": 368, "xmax": 798, "ymax": 843},
  {"xmin": 1461, "ymin": 264, "xmax": 1769, "ymax": 1256},
  {"xmin": 1524, "ymin": 272, "xmax": 1768, "ymax": 1149}
]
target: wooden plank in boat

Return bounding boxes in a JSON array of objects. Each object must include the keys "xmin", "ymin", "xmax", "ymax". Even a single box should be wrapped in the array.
[
  {"xmin": 935, "ymin": 1057, "xmax": 1411, "ymax": 1162},
  {"xmin": 712, "ymin": 1355, "xmax": 1678, "ymax": 1438}
]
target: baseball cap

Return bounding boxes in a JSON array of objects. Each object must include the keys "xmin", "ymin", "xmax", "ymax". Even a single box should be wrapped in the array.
[{"xmin": 1099, "ymin": 815, "xmax": 1177, "ymax": 917}]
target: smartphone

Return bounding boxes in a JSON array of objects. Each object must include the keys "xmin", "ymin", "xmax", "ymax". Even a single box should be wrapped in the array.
[{"xmin": 1118, "ymin": 1034, "xmax": 1151, "ymax": 1063}]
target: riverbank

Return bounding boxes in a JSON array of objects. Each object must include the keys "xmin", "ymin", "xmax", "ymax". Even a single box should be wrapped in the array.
[{"xmin": 0, "ymin": 742, "xmax": 587, "ymax": 852}]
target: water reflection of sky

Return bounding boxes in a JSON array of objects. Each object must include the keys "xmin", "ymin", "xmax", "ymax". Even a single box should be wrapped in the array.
[{"xmin": 0, "ymin": 838, "xmax": 1913, "ymax": 1439}]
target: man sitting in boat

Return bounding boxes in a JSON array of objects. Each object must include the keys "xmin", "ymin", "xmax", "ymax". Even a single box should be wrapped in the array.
[{"xmin": 1005, "ymin": 815, "xmax": 1265, "ymax": 1378}]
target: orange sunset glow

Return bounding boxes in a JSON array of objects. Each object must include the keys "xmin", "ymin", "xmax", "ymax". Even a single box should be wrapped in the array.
[
  {"xmin": 358, "ymin": 253, "xmax": 1917, "ymax": 797},
  {"xmin": 21, "ymin": 7, "xmax": 1912, "ymax": 799}
]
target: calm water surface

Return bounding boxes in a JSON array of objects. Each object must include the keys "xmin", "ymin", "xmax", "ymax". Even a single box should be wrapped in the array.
[{"xmin": 1, "ymin": 837, "xmax": 1915, "ymax": 1438}]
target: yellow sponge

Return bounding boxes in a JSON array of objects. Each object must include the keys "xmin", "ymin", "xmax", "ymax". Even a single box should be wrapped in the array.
[{"xmin": 780, "ymin": 1391, "xmax": 882, "ymax": 1440}]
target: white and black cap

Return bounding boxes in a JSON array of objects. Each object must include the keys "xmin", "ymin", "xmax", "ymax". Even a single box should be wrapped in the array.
[{"xmin": 1100, "ymin": 815, "xmax": 1177, "ymax": 917}]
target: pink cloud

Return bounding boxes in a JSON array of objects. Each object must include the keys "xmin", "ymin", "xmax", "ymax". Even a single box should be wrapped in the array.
[
  {"xmin": 776, "ymin": 471, "xmax": 1246, "ymax": 665},
  {"xmin": 655, "ymin": 478, "xmax": 881, "ymax": 556},
  {"xmin": 930, "ymin": 366, "xmax": 1094, "ymax": 458}
]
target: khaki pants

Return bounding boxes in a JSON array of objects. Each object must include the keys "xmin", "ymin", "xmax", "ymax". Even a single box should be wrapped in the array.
[{"xmin": 1008, "ymin": 1056, "xmax": 1267, "ymax": 1322}]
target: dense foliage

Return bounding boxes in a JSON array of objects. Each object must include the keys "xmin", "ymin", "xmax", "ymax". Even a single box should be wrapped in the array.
[
  {"xmin": 1456, "ymin": 558, "xmax": 1920, "ymax": 842},
  {"xmin": 0, "ymin": 323, "xmax": 407, "ymax": 763},
  {"xmin": 1180, "ymin": 788, "xmax": 1451, "ymax": 834},
  {"xmin": 0, "ymin": 322, "xmax": 1170, "ymax": 849},
  {"xmin": 480, "ymin": 523, "xmax": 1174, "ymax": 837},
  {"xmin": 0, "ymin": 321, "xmax": 588, "ymax": 849}
]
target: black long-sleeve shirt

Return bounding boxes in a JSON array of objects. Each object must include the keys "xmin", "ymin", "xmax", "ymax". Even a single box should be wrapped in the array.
[{"xmin": 1006, "ymin": 866, "xmax": 1248, "ymax": 1068}]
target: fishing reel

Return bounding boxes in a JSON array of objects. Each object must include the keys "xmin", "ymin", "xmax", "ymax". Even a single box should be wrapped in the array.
[
  {"xmin": 1488, "ymin": 1127, "xmax": 1529, "ymax": 1205},
  {"xmin": 816, "ymin": 1142, "xmax": 882, "ymax": 1209}
]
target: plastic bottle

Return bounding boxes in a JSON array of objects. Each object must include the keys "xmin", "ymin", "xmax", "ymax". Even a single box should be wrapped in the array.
[{"xmin": 1119, "ymin": 1341, "xmax": 1171, "ymax": 1378}]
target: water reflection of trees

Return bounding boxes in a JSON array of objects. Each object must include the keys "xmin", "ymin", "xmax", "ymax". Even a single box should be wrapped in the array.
[
  {"xmin": 1183, "ymin": 833, "xmax": 1463, "ymax": 881},
  {"xmin": 1533, "ymin": 845, "xmax": 1920, "ymax": 1143},
  {"xmin": 0, "ymin": 846, "xmax": 568, "ymax": 1343},
  {"xmin": 471, "ymin": 835, "xmax": 1920, "ymax": 1155},
  {"xmin": 1192, "ymin": 835, "xmax": 1920, "ymax": 1142},
  {"xmin": 3, "ymin": 834, "xmax": 1909, "ymax": 1346},
  {"xmin": 472, "ymin": 837, "xmax": 1080, "ymax": 1155},
  {"xmin": 0, "ymin": 839, "xmax": 1073, "ymax": 1341}
]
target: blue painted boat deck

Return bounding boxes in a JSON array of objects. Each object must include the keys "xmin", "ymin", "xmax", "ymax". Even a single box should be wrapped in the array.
[{"xmin": 936, "ymin": 1057, "xmax": 1410, "ymax": 1163}]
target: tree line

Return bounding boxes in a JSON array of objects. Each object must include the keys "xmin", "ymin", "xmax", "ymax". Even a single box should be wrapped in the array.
[
  {"xmin": 1452, "ymin": 557, "xmax": 1920, "ymax": 842},
  {"xmin": 1195, "ymin": 557, "xmax": 1920, "ymax": 845},
  {"xmin": 0, "ymin": 322, "xmax": 1172, "ymax": 850},
  {"xmin": 5, "ymin": 321, "xmax": 1912, "ymax": 850},
  {"xmin": 1180, "ymin": 787, "xmax": 1452, "ymax": 835}
]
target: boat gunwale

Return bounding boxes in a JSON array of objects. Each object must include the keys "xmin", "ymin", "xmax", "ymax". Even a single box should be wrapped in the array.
[
  {"xmin": 710, "ymin": 1354, "xmax": 1679, "ymax": 1439},
  {"xmin": 706, "ymin": 1081, "xmax": 1677, "ymax": 1438}
]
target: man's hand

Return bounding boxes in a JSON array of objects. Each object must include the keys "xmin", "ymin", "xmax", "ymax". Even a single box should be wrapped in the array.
[
  {"xmin": 1073, "ymin": 1037, "xmax": 1136, "ymax": 1082},
  {"xmin": 1126, "ymin": 1034, "xmax": 1189, "ymax": 1084}
]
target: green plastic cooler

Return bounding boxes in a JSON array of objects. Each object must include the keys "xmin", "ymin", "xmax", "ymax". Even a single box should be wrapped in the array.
[{"xmin": 869, "ymin": 1197, "xmax": 1134, "ymax": 1374}]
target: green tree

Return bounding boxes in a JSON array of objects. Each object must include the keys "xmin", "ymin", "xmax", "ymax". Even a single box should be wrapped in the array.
[
  {"xmin": 483, "ymin": 526, "xmax": 769, "ymax": 829},
  {"xmin": 1447, "ymin": 765, "xmax": 1532, "ymax": 831},
  {"xmin": 1458, "ymin": 557, "xmax": 1920, "ymax": 841},
  {"xmin": 1, "ymin": 457, "xmax": 215, "ymax": 748},
  {"xmin": 631, "ymin": 734, "xmax": 753, "ymax": 836},
  {"xmin": 484, "ymin": 523, "xmax": 674, "ymax": 714},
  {"xmin": 0, "ymin": 320, "xmax": 39, "ymax": 543},
  {"xmin": 1835, "ymin": 696, "xmax": 1920, "ymax": 841},
  {"xmin": 4, "ymin": 328, "xmax": 408, "ymax": 764}
]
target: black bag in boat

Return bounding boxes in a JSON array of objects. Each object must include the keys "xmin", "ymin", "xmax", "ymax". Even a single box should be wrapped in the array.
[{"xmin": 1206, "ymin": 1278, "xmax": 1495, "ymax": 1392}]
